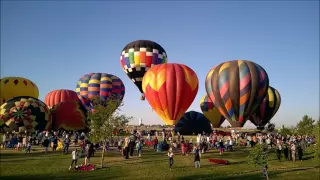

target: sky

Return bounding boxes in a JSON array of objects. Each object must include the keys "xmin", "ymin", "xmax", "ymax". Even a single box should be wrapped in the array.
[{"xmin": 1, "ymin": 1, "xmax": 319, "ymax": 127}]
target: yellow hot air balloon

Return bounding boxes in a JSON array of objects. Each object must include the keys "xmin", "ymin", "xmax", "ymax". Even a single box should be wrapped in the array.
[
  {"xmin": 0, "ymin": 77, "xmax": 39, "ymax": 105},
  {"xmin": 200, "ymin": 95, "xmax": 225, "ymax": 128}
]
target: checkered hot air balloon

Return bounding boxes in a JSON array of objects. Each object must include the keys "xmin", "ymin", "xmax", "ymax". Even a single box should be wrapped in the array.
[
  {"xmin": 51, "ymin": 100, "xmax": 88, "ymax": 131},
  {"xmin": 120, "ymin": 40, "xmax": 168, "ymax": 100},
  {"xmin": 142, "ymin": 63, "xmax": 199, "ymax": 125},
  {"xmin": 200, "ymin": 94, "xmax": 225, "ymax": 128},
  {"xmin": 45, "ymin": 89, "xmax": 79, "ymax": 109},
  {"xmin": 249, "ymin": 86, "xmax": 281, "ymax": 130},
  {"xmin": 0, "ymin": 77, "xmax": 39, "ymax": 106},
  {"xmin": 205, "ymin": 60, "xmax": 269, "ymax": 127},
  {"xmin": 0, "ymin": 96, "xmax": 52, "ymax": 133},
  {"xmin": 75, "ymin": 73, "xmax": 125, "ymax": 111}
]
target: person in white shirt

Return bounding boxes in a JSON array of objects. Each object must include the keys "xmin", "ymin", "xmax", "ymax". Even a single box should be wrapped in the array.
[
  {"xmin": 168, "ymin": 148, "xmax": 174, "ymax": 169},
  {"xmin": 69, "ymin": 149, "xmax": 79, "ymax": 170}
]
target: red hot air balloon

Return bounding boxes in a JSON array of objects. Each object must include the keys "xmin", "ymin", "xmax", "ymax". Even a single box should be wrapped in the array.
[
  {"xmin": 45, "ymin": 89, "xmax": 79, "ymax": 109},
  {"xmin": 205, "ymin": 60, "xmax": 269, "ymax": 127},
  {"xmin": 51, "ymin": 101, "xmax": 88, "ymax": 131},
  {"xmin": 142, "ymin": 63, "xmax": 199, "ymax": 125}
]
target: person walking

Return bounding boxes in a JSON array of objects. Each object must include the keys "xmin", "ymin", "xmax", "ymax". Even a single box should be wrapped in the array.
[
  {"xmin": 42, "ymin": 137, "xmax": 50, "ymax": 154},
  {"xmin": 168, "ymin": 148, "xmax": 174, "ymax": 170},
  {"xmin": 136, "ymin": 140, "xmax": 142, "ymax": 157},
  {"xmin": 194, "ymin": 146, "xmax": 201, "ymax": 168},
  {"xmin": 63, "ymin": 135, "xmax": 71, "ymax": 154},
  {"xmin": 69, "ymin": 149, "xmax": 79, "ymax": 170}
]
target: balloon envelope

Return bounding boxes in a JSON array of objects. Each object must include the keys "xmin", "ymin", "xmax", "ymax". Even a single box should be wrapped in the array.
[
  {"xmin": 205, "ymin": 60, "xmax": 269, "ymax": 127},
  {"xmin": 200, "ymin": 94, "xmax": 225, "ymax": 128},
  {"xmin": 174, "ymin": 111, "xmax": 212, "ymax": 135},
  {"xmin": 45, "ymin": 89, "xmax": 79, "ymax": 109},
  {"xmin": 0, "ymin": 96, "xmax": 52, "ymax": 133},
  {"xmin": 250, "ymin": 86, "xmax": 281, "ymax": 129},
  {"xmin": 76, "ymin": 73, "xmax": 125, "ymax": 111},
  {"xmin": 0, "ymin": 77, "xmax": 39, "ymax": 106},
  {"xmin": 51, "ymin": 100, "xmax": 88, "ymax": 131},
  {"xmin": 142, "ymin": 63, "xmax": 198, "ymax": 125},
  {"xmin": 120, "ymin": 40, "xmax": 168, "ymax": 100}
]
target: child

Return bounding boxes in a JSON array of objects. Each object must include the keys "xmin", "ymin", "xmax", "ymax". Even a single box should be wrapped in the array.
[
  {"xmin": 69, "ymin": 149, "xmax": 79, "ymax": 170},
  {"xmin": 194, "ymin": 146, "xmax": 201, "ymax": 168},
  {"xmin": 136, "ymin": 140, "xmax": 142, "ymax": 157},
  {"xmin": 26, "ymin": 141, "xmax": 31, "ymax": 154},
  {"xmin": 168, "ymin": 148, "xmax": 174, "ymax": 170}
]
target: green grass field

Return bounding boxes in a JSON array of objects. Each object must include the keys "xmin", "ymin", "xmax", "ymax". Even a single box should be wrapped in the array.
[{"xmin": 0, "ymin": 144, "xmax": 319, "ymax": 180}]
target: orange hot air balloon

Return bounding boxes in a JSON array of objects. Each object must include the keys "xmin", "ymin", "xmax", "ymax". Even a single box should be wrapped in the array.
[
  {"xmin": 142, "ymin": 63, "xmax": 199, "ymax": 125},
  {"xmin": 45, "ymin": 89, "xmax": 79, "ymax": 109}
]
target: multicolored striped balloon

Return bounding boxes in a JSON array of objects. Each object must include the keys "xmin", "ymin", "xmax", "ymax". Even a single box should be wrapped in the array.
[
  {"xmin": 250, "ymin": 86, "xmax": 281, "ymax": 129},
  {"xmin": 120, "ymin": 40, "xmax": 167, "ymax": 100},
  {"xmin": 200, "ymin": 94, "xmax": 225, "ymax": 128},
  {"xmin": 205, "ymin": 60, "xmax": 269, "ymax": 127},
  {"xmin": 76, "ymin": 73, "xmax": 125, "ymax": 110},
  {"xmin": 142, "ymin": 63, "xmax": 198, "ymax": 125}
]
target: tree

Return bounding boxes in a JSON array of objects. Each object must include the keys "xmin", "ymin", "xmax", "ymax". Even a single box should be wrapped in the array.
[
  {"xmin": 278, "ymin": 125, "xmax": 294, "ymax": 136},
  {"xmin": 248, "ymin": 144, "xmax": 269, "ymax": 180},
  {"xmin": 296, "ymin": 115, "xmax": 315, "ymax": 136},
  {"xmin": 87, "ymin": 96, "xmax": 132, "ymax": 168}
]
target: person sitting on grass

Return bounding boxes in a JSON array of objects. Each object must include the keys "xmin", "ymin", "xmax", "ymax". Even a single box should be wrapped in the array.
[{"xmin": 69, "ymin": 149, "xmax": 79, "ymax": 170}]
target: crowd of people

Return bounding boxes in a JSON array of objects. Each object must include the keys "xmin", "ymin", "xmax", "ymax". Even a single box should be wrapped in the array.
[{"xmin": 0, "ymin": 129, "xmax": 316, "ymax": 170}]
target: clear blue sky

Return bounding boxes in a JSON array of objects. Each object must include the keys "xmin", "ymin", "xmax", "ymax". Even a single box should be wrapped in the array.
[{"xmin": 1, "ymin": 1, "xmax": 319, "ymax": 127}]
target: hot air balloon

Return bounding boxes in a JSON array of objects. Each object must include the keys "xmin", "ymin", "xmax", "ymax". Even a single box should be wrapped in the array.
[
  {"xmin": 76, "ymin": 73, "xmax": 125, "ymax": 111},
  {"xmin": 120, "ymin": 40, "xmax": 168, "ymax": 100},
  {"xmin": 250, "ymin": 86, "xmax": 281, "ymax": 130},
  {"xmin": 0, "ymin": 96, "xmax": 52, "ymax": 133},
  {"xmin": 0, "ymin": 77, "xmax": 39, "ymax": 106},
  {"xmin": 142, "ymin": 63, "xmax": 199, "ymax": 125},
  {"xmin": 45, "ymin": 89, "xmax": 79, "ymax": 109},
  {"xmin": 51, "ymin": 100, "xmax": 88, "ymax": 131},
  {"xmin": 200, "ymin": 94, "xmax": 225, "ymax": 128},
  {"xmin": 205, "ymin": 60, "xmax": 269, "ymax": 127},
  {"xmin": 174, "ymin": 111, "xmax": 212, "ymax": 135}
]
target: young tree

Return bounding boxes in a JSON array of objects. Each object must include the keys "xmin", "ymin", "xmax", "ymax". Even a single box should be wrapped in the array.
[
  {"xmin": 87, "ymin": 96, "xmax": 132, "ymax": 168},
  {"xmin": 296, "ymin": 115, "xmax": 315, "ymax": 136},
  {"xmin": 248, "ymin": 144, "xmax": 269, "ymax": 180}
]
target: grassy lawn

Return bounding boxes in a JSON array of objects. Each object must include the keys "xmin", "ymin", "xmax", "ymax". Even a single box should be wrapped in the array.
[{"xmin": 0, "ymin": 143, "xmax": 319, "ymax": 180}]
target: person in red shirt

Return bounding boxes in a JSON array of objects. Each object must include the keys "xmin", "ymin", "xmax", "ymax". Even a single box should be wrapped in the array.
[{"xmin": 153, "ymin": 137, "xmax": 158, "ymax": 150}]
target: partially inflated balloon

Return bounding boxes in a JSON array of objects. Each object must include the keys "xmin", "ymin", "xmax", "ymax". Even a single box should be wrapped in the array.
[
  {"xmin": 51, "ymin": 101, "xmax": 88, "ymax": 131},
  {"xmin": 0, "ymin": 77, "xmax": 39, "ymax": 105},
  {"xmin": 205, "ymin": 60, "xmax": 269, "ymax": 127},
  {"xmin": 250, "ymin": 86, "xmax": 281, "ymax": 130},
  {"xmin": 142, "ymin": 63, "xmax": 198, "ymax": 125},
  {"xmin": 45, "ymin": 89, "xmax": 79, "ymax": 109},
  {"xmin": 76, "ymin": 73, "xmax": 125, "ymax": 111},
  {"xmin": 120, "ymin": 40, "xmax": 168, "ymax": 100},
  {"xmin": 174, "ymin": 111, "xmax": 212, "ymax": 135},
  {"xmin": 0, "ymin": 96, "xmax": 52, "ymax": 133},
  {"xmin": 200, "ymin": 95, "xmax": 225, "ymax": 128}
]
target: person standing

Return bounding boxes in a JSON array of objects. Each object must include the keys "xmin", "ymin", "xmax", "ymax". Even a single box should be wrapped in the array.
[
  {"xmin": 290, "ymin": 142, "xmax": 296, "ymax": 162},
  {"xmin": 276, "ymin": 141, "xmax": 282, "ymax": 161},
  {"xmin": 136, "ymin": 140, "xmax": 142, "ymax": 157},
  {"xmin": 168, "ymin": 148, "xmax": 174, "ymax": 170},
  {"xmin": 219, "ymin": 139, "xmax": 224, "ymax": 155},
  {"xmin": 283, "ymin": 143, "xmax": 289, "ymax": 160},
  {"xmin": 153, "ymin": 136, "xmax": 158, "ymax": 151},
  {"xmin": 63, "ymin": 135, "xmax": 71, "ymax": 154},
  {"xmin": 194, "ymin": 146, "xmax": 201, "ymax": 168},
  {"xmin": 297, "ymin": 142, "xmax": 303, "ymax": 161},
  {"xmin": 2, "ymin": 133, "xmax": 7, "ymax": 149},
  {"xmin": 69, "ymin": 149, "xmax": 79, "ymax": 170},
  {"xmin": 42, "ymin": 137, "xmax": 50, "ymax": 154}
]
